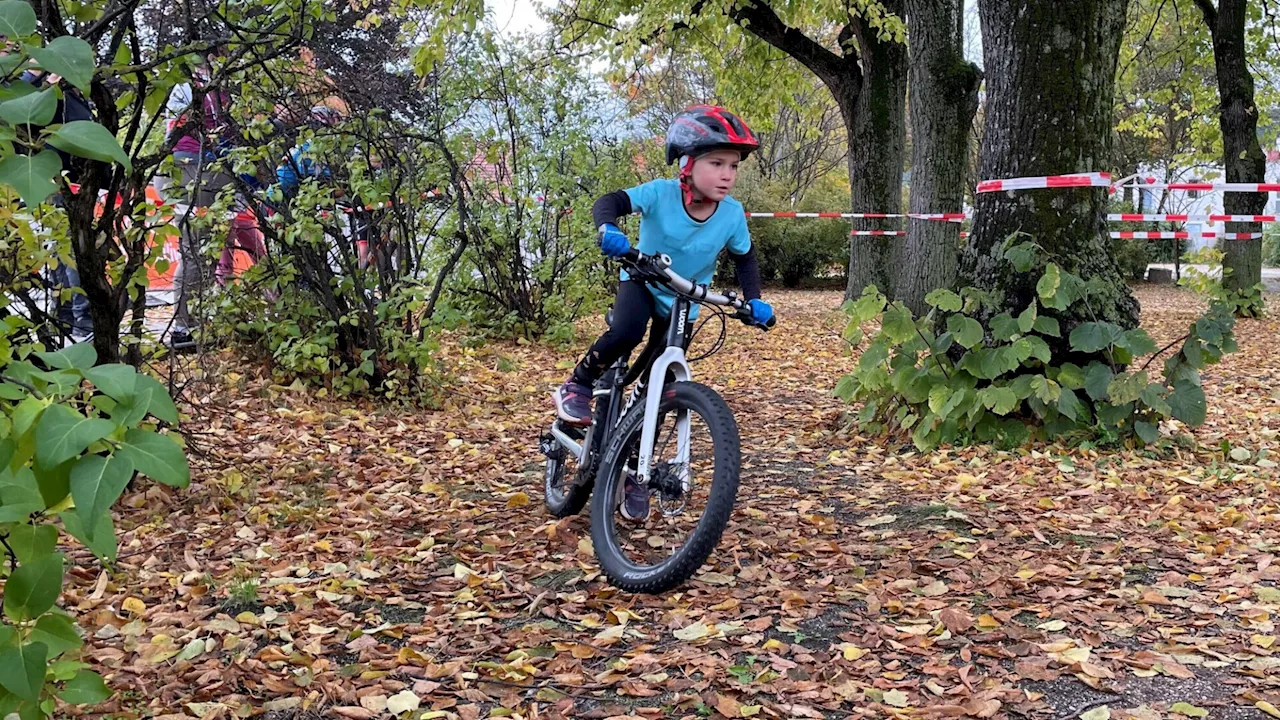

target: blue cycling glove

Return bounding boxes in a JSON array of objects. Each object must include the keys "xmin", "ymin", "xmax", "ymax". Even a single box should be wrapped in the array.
[
  {"xmin": 747, "ymin": 299, "xmax": 774, "ymax": 326},
  {"xmin": 598, "ymin": 223, "xmax": 630, "ymax": 258}
]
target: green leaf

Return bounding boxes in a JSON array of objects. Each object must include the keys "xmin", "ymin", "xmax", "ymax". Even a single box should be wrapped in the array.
[
  {"xmin": 59, "ymin": 670, "xmax": 110, "ymax": 705},
  {"xmin": 881, "ymin": 305, "xmax": 916, "ymax": 343},
  {"xmin": 1070, "ymin": 322, "xmax": 1125, "ymax": 353},
  {"xmin": 1018, "ymin": 336, "xmax": 1052, "ymax": 364},
  {"xmin": 0, "ymin": 0, "xmax": 38, "ymax": 37},
  {"xmin": 34, "ymin": 404, "xmax": 116, "ymax": 469},
  {"xmin": 1030, "ymin": 375, "xmax": 1060, "ymax": 404},
  {"xmin": 1003, "ymin": 242, "xmax": 1039, "ymax": 272},
  {"xmin": 34, "ymin": 342, "xmax": 96, "ymax": 371},
  {"xmin": 1084, "ymin": 363, "xmax": 1115, "ymax": 402},
  {"xmin": 3, "ymin": 552, "xmax": 63, "ymax": 622},
  {"xmin": 1032, "ymin": 315, "xmax": 1061, "ymax": 337},
  {"xmin": 834, "ymin": 375, "xmax": 856, "ymax": 403},
  {"xmin": 928, "ymin": 385, "xmax": 951, "ymax": 415},
  {"xmin": 858, "ymin": 341, "xmax": 890, "ymax": 372},
  {"xmin": 48, "ymin": 658, "xmax": 88, "ymax": 682},
  {"xmin": 69, "ymin": 454, "xmax": 134, "ymax": 539},
  {"xmin": 134, "ymin": 374, "xmax": 179, "ymax": 424},
  {"xmin": 108, "ymin": 383, "xmax": 152, "ymax": 428},
  {"xmin": 1168, "ymin": 380, "xmax": 1207, "ymax": 426},
  {"xmin": 1140, "ymin": 383, "xmax": 1172, "ymax": 416},
  {"xmin": 5, "ymin": 524, "xmax": 56, "ymax": 564},
  {"xmin": 0, "ymin": 149, "xmax": 62, "ymax": 208},
  {"xmin": 989, "ymin": 313, "xmax": 1020, "ymax": 341},
  {"xmin": 848, "ymin": 288, "xmax": 887, "ymax": 324},
  {"xmin": 34, "ymin": 459, "xmax": 72, "ymax": 508},
  {"xmin": 0, "ymin": 468, "xmax": 46, "ymax": 522},
  {"xmin": 117, "ymin": 427, "xmax": 186, "ymax": 484},
  {"xmin": 61, "ymin": 507, "xmax": 116, "ymax": 561},
  {"xmin": 925, "ymin": 289, "xmax": 962, "ymax": 312},
  {"xmin": 1057, "ymin": 388, "xmax": 1085, "ymax": 422},
  {"xmin": 26, "ymin": 36, "xmax": 95, "ymax": 91},
  {"xmin": 1107, "ymin": 371, "xmax": 1149, "ymax": 405},
  {"xmin": 0, "ymin": 85, "xmax": 56, "ymax": 126},
  {"xmin": 1017, "ymin": 302, "xmax": 1037, "ymax": 334},
  {"xmin": 47, "ymin": 121, "xmax": 132, "ymax": 172},
  {"xmin": 980, "ymin": 387, "xmax": 1019, "ymax": 415},
  {"xmin": 1037, "ymin": 263, "xmax": 1061, "ymax": 300},
  {"xmin": 83, "ymin": 364, "xmax": 137, "ymax": 401},
  {"xmin": 1134, "ymin": 420, "xmax": 1160, "ymax": 444},
  {"xmin": 946, "ymin": 315, "xmax": 984, "ymax": 349},
  {"xmin": 1121, "ymin": 328, "xmax": 1158, "ymax": 356},
  {"xmin": 0, "ymin": 642, "xmax": 47, "ymax": 700},
  {"xmin": 30, "ymin": 613, "xmax": 82, "ymax": 659}
]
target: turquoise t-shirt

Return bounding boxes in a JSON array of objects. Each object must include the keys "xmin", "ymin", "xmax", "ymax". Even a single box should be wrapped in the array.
[{"xmin": 621, "ymin": 178, "xmax": 752, "ymax": 318}]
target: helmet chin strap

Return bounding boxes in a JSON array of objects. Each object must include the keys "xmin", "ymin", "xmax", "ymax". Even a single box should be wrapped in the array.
[{"xmin": 678, "ymin": 155, "xmax": 712, "ymax": 205}]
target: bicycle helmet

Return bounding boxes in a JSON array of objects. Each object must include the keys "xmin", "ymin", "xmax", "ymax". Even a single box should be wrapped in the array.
[{"xmin": 665, "ymin": 105, "xmax": 759, "ymax": 203}]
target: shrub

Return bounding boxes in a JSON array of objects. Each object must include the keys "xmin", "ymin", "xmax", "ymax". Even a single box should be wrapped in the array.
[
  {"xmin": 836, "ymin": 237, "xmax": 1237, "ymax": 450},
  {"xmin": 1110, "ymin": 236, "xmax": 1151, "ymax": 282},
  {"xmin": 0, "ymin": 338, "xmax": 189, "ymax": 718}
]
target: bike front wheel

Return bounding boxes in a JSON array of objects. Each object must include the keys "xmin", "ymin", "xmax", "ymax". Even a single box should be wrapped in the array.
[{"xmin": 591, "ymin": 381, "xmax": 741, "ymax": 594}]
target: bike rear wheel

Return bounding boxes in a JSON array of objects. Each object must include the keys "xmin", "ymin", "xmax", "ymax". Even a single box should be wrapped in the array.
[
  {"xmin": 542, "ymin": 422, "xmax": 596, "ymax": 518},
  {"xmin": 591, "ymin": 381, "xmax": 740, "ymax": 593}
]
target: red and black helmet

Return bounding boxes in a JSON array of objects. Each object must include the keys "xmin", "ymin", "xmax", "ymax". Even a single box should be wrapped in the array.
[{"xmin": 665, "ymin": 105, "xmax": 759, "ymax": 166}]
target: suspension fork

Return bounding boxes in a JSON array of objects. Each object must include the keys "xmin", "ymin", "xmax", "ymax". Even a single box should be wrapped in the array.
[{"xmin": 636, "ymin": 299, "xmax": 693, "ymax": 486}]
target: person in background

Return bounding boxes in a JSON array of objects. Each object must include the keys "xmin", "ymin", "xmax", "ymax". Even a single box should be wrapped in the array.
[
  {"xmin": 166, "ymin": 50, "xmax": 237, "ymax": 350},
  {"xmin": 20, "ymin": 68, "xmax": 95, "ymax": 341}
]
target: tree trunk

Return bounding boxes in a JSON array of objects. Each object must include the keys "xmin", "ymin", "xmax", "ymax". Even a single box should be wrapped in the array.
[
  {"xmin": 726, "ymin": 0, "xmax": 908, "ymax": 301},
  {"xmin": 963, "ymin": 0, "xmax": 1139, "ymax": 336},
  {"xmin": 1196, "ymin": 0, "xmax": 1267, "ymax": 305},
  {"xmin": 895, "ymin": 0, "xmax": 982, "ymax": 315},
  {"xmin": 844, "ymin": 4, "xmax": 909, "ymax": 301},
  {"xmin": 66, "ymin": 192, "xmax": 124, "ymax": 365}
]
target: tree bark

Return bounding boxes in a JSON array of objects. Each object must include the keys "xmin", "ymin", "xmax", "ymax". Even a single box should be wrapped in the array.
[
  {"xmin": 844, "ymin": 4, "xmax": 909, "ymax": 301},
  {"xmin": 963, "ymin": 0, "xmax": 1139, "ymax": 337},
  {"xmin": 1194, "ymin": 0, "xmax": 1267, "ymax": 304},
  {"xmin": 727, "ymin": 0, "xmax": 907, "ymax": 301},
  {"xmin": 895, "ymin": 0, "xmax": 982, "ymax": 315}
]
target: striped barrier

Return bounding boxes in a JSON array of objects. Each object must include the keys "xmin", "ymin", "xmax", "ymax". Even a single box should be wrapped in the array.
[{"xmin": 1110, "ymin": 232, "xmax": 1264, "ymax": 240}]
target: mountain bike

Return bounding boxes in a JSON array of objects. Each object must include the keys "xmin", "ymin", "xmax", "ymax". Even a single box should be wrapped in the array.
[{"xmin": 538, "ymin": 249, "xmax": 774, "ymax": 593}]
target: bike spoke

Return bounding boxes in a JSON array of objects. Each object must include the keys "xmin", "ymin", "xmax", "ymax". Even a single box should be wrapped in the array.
[{"xmin": 611, "ymin": 399, "xmax": 719, "ymax": 568}]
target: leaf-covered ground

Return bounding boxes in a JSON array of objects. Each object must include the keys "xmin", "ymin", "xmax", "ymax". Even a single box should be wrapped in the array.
[{"xmin": 69, "ymin": 286, "xmax": 1280, "ymax": 720}]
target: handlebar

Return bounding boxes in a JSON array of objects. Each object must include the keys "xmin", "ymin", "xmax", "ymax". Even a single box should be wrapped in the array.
[{"xmin": 620, "ymin": 249, "xmax": 776, "ymax": 331}]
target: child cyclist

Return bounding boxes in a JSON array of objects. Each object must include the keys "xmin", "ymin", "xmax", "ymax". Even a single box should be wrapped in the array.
[{"xmin": 552, "ymin": 105, "xmax": 774, "ymax": 522}]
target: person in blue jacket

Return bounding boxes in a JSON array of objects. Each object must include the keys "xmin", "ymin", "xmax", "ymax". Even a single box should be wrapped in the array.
[{"xmin": 551, "ymin": 105, "xmax": 775, "ymax": 522}]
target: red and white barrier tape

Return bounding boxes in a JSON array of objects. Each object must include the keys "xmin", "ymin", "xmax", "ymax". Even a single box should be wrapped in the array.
[
  {"xmin": 977, "ymin": 172, "xmax": 1111, "ymax": 194},
  {"xmin": 1109, "ymin": 213, "xmax": 1279, "ymax": 223},
  {"xmin": 745, "ymin": 211, "xmax": 966, "ymax": 221},
  {"xmin": 1124, "ymin": 182, "xmax": 1280, "ymax": 193},
  {"xmin": 1110, "ymin": 231, "xmax": 1264, "ymax": 240}
]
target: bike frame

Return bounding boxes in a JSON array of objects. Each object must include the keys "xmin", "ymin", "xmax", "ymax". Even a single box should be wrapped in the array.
[
  {"xmin": 548, "ymin": 252, "xmax": 751, "ymax": 491},
  {"xmin": 548, "ymin": 295, "xmax": 693, "ymax": 487}
]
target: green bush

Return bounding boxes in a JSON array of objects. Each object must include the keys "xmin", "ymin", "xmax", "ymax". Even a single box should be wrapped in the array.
[
  {"xmin": 1264, "ymin": 225, "xmax": 1280, "ymax": 268},
  {"xmin": 1179, "ymin": 246, "xmax": 1266, "ymax": 318},
  {"xmin": 836, "ymin": 238, "xmax": 1237, "ymax": 450},
  {"xmin": 741, "ymin": 175, "xmax": 851, "ymax": 288},
  {"xmin": 753, "ymin": 220, "xmax": 849, "ymax": 287},
  {"xmin": 0, "ymin": 337, "xmax": 189, "ymax": 718},
  {"xmin": 1110, "ymin": 236, "xmax": 1151, "ymax": 282}
]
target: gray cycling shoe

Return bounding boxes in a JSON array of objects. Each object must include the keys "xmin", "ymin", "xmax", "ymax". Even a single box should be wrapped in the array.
[{"xmin": 552, "ymin": 381, "xmax": 593, "ymax": 426}]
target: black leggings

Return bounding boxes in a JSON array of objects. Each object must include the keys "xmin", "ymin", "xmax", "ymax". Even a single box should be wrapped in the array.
[{"xmin": 572, "ymin": 281, "xmax": 671, "ymax": 387}]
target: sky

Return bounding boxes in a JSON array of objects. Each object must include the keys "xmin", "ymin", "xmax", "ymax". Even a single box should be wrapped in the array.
[{"xmin": 487, "ymin": 0, "xmax": 985, "ymax": 65}]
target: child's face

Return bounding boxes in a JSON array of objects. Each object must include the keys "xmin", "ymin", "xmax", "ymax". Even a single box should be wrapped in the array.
[{"xmin": 689, "ymin": 149, "xmax": 742, "ymax": 202}]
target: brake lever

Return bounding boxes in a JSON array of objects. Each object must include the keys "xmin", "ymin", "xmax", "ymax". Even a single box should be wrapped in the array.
[{"xmin": 734, "ymin": 308, "xmax": 776, "ymax": 332}]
